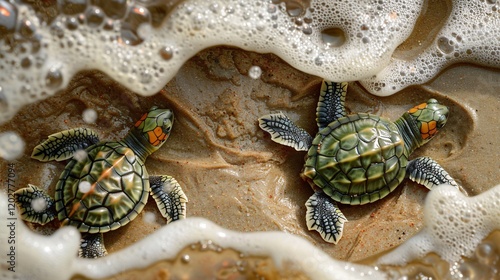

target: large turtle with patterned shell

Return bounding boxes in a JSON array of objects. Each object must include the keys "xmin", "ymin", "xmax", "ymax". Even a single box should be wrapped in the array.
[
  {"xmin": 14, "ymin": 106, "xmax": 188, "ymax": 258},
  {"xmin": 259, "ymin": 81, "xmax": 458, "ymax": 243}
]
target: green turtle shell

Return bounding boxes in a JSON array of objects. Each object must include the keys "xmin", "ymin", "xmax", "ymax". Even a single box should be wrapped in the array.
[
  {"xmin": 302, "ymin": 113, "xmax": 407, "ymax": 205},
  {"xmin": 55, "ymin": 141, "xmax": 149, "ymax": 234}
]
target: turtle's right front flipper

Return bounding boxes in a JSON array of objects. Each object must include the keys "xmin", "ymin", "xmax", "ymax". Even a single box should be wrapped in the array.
[
  {"xmin": 258, "ymin": 112, "xmax": 312, "ymax": 151},
  {"xmin": 316, "ymin": 81, "xmax": 348, "ymax": 130},
  {"xmin": 150, "ymin": 175, "xmax": 188, "ymax": 223},
  {"xmin": 14, "ymin": 184, "xmax": 56, "ymax": 225},
  {"xmin": 31, "ymin": 128, "xmax": 100, "ymax": 162},
  {"xmin": 305, "ymin": 192, "xmax": 347, "ymax": 244},
  {"xmin": 406, "ymin": 156, "xmax": 459, "ymax": 189}
]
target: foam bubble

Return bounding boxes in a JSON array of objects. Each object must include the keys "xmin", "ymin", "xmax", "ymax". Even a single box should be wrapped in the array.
[
  {"xmin": 73, "ymin": 149, "xmax": 88, "ymax": 162},
  {"xmin": 31, "ymin": 197, "xmax": 48, "ymax": 212},
  {"xmin": 82, "ymin": 108, "xmax": 98, "ymax": 123},
  {"xmin": 143, "ymin": 211, "xmax": 157, "ymax": 224},
  {"xmin": 0, "ymin": 131, "xmax": 25, "ymax": 160},
  {"xmin": 78, "ymin": 181, "xmax": 92, "ymax": 193},
  {"xmin": 248, "ymin": 65, "xmax": 262, "ymax": 79}
]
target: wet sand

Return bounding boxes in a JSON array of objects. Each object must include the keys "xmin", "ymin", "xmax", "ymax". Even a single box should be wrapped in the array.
[{"xmin": 1, "ymin": 46, "xmax": 499, "ymax": 268}]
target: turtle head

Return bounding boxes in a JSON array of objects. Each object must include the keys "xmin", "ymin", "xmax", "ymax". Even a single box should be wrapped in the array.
[
  {"xmin": 133, "ymin": 106, "xmax": 174, "ymax": 150},
  {"xmin": 406, "ymin": 98, "xmax": 449, "ymax": 144}
]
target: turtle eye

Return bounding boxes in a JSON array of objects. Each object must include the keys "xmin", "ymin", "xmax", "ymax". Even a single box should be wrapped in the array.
[{"xmin": 437, "ymin": 115, "xmax": 447, "ymax": 128}]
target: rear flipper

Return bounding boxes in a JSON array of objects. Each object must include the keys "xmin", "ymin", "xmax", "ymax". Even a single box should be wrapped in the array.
[
  {"xmin": 406, "ymin": 156, "xmax": 459, "ymax": 189},
  {"xmin": 80, "ymin": 233, "xmax": 107, "ymax": 258},
  {"xmin": 150, "ymin": 175, "xmax": 188, "ymax": 223},
  {"xmin": 305, "ymin": 192, "xmax": 347, "ymax": 244},
  {"xmin": 14, "ymin": 184, "xmax": 56, "ymax": 225}
]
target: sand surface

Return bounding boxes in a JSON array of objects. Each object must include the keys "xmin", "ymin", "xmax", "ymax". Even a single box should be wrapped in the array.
[{"xmin": 1, "ymin": 46, "xmax": 499, "ymax": 264}]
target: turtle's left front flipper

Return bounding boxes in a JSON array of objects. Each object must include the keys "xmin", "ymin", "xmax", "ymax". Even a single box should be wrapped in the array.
[
  {"xmin": 258, "ymin": 112, "xmax": 312, "ymax": 151},
  {"xmin": 305, "ymin": 192, "xmax": 347, "ymax": 244},
  {"xmin": 79, "ymin": 233, "xmax": 108, "ymax": 258},
  {"xmin": 406, "ymin": 157, "xmax": 459, "ymax": 189},
  {"xmin": 31, "ymin": 128, "xmax": 100, "ymax": 162},
  {"xmin": 150, "ymin": 175, "xmax": 188, "ymax": 223}
]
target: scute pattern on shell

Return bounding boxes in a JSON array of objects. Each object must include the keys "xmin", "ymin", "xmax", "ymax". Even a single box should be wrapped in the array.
[
  {"xmin": 303, "ymin": 113, "xmax": 407, "ymax": 205},
  {"xmin": 55, "ymin": 141, "xmax": 149, "ymax": 234}
]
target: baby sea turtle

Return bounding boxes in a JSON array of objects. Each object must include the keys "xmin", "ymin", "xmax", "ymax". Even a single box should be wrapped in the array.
[
  {"xmin": 259, "ymin": 81, "xmax": 458, "ymax": 243},
  {"xmin": 14, "ymin": 106, "xmax": 188, "ymax": 258}
]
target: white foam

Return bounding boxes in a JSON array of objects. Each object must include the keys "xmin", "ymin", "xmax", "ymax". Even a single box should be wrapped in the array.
[
  {"xmin": 5, "ymin": 184, "xmax": 500, "ymax": 279},
  {"xmin": 1, "ymin": 192, "xmax": 80, "ymax": 279},
  {"xmin": 1, "ymin": 0, "xmax": 500, "ymax": 123},
  {"xmin": 1, "ymin": 0, "xmax": 425, "ymax": 124},
  {"xmin": 0, "ymin": 193, "xmax": 383, "ymax": 279},
  {"xmin": 360, "ymin": 0, "xmax": 500, "ymax": 95},
  {"xmin": 378, "ymin": 184, "xmax": 500, "ymax": 265}
]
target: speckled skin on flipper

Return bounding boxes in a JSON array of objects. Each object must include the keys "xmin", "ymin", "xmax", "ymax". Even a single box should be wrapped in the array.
[
  {"xmin": 259, "ymin": 81, "xmax": 458, "ymax": 244},
  {"xmin": 14, "ymin": 106, "xmax": 188, "ymax": 258}
]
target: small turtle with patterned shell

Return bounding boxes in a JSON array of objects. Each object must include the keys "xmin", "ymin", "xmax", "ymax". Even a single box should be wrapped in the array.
[
  {"xmin": 259, "ymin": 81, "xmax": 458, "ymax": 243},
  {"xmin": 15, "ymin": 106, "xmax": 188, "ymax": 257}
]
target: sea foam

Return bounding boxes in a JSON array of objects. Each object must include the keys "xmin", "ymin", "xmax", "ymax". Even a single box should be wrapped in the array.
[{"xmin": 2, "ymin": 0, "xmax": 499, "ymax": 124}]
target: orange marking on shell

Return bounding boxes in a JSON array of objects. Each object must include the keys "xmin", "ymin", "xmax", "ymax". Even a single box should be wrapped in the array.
[
  {"xmin": 153, "ymin": 140, "xmax": 160, "ymax": 146},
  {"xmin": 409, "ymin": 102, "xmax": 427, "ymax": 114},
  {"xmin": 159, "ymin": 133, "xmax": 167, "ymax": 141},
  {"xmin": 135, "ymin": 113, "xmax": 148, "ymax": 128},
  {"xmin": 147, "ymin": 130, "xmax": 158, "ymax": 144},
  {"xmin": 422, "ymin": 133, "xmax": 430, "ymax": 140},
  {"xmin": 153, "ymin": 126, "xmax": 162, "ymax": 137},
  {"xmin": 429, "ymin": 120, "xmax": 437, "ymax": 131},
  {"xmin": 429, "ymin": 128, "xmax": 437, "ymax": 137},
  {"xmin": 68, "ymin": 202, "xmax": 81, "ymax": 218},
  {"xmin": 421, "ymin": 122, "xmax": 429, "ymax": 134}
]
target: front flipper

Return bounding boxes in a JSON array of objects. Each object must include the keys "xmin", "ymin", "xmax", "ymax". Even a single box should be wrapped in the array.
[
  {"xmin": 305, "ymin": 192, "xmax": 347, "ymax": 244},
  {"xmin": 316, "ymin": 81, "xmax": 348, "ymax": 130},
  {"xmin": 31, "ymin": 128, "xmax": 100, "ymax": 162},
  {"xmin": 150, "ymin": 175, "xmax": 188, "ymax": 223},
  {"xmin": 258, "ymin": 112, "xmax": 312, "ymax": 151},
  {"xmin": 406, "ymin": 157, "xmax": 459, "ymax": 189},
  {"xmin": 14, "ymin": 184, "xmax": 56, "ymax": 225},
  {"xmin": 79, "ymin": 233, "xmax": 107, "ymax": 258}
]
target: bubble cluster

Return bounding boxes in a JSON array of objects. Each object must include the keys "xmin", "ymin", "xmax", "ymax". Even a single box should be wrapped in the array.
[
  {"xmin": 360, "ymin": 0, "xmax": 500, "ymax": 95},
  {"xmin": 1, "ymin": 0, "xmax": 428, "ymax": 124},
  {"xmin": 1, "ymin": 0, "xmax": 499, "ymax": 123},
  {"xmin": 378, "ymin": 184, "xmax": 500, "ymax": 265}
]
